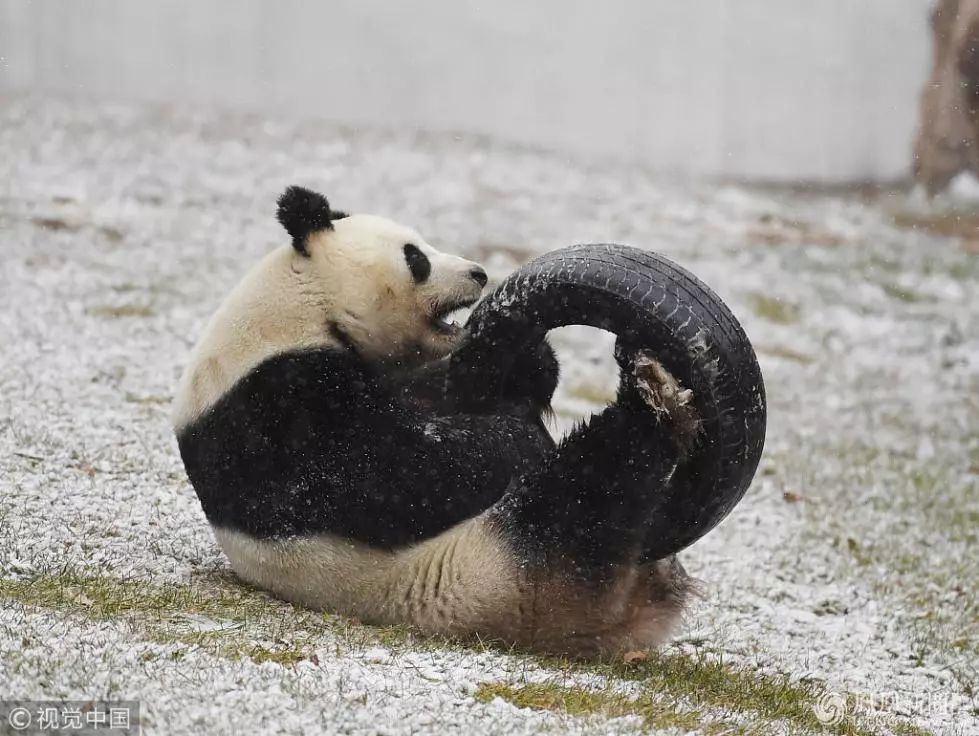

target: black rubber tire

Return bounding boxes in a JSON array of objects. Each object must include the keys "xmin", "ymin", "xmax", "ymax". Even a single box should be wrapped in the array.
[{"xmin": 446, "ymin": 243, "xmax": 767, "ymax": 559}]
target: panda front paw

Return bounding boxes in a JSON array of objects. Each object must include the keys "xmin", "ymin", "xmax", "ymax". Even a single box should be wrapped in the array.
[{"xmin": 616, "ymin": 345, "xmax": 701, "ymax": 455}]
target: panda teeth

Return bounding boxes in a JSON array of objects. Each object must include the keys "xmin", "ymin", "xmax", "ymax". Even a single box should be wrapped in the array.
[
  {"xmin": 445, "ymin": 306, "xmax": 471, "ymax": 324},
  {"xmin": 431, "ymin": 302, "xmax": 474, "ymax": 334}
]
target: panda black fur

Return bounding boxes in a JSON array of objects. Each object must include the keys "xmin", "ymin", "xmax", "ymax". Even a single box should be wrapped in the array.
[{"xmin": 173, "ymin": 186, "xmax": 698, "ymax": 657}]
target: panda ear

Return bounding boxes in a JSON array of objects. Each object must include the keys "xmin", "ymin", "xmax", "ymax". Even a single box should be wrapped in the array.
[{"xmin": 276, "ymin": 186, "xmax": 341, "ymax": 256}]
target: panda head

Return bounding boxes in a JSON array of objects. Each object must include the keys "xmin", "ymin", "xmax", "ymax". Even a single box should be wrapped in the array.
[
  {"xmin": 277, "ymin": 186, "xmax": 487, "ymax": 365},
  {"xmin": 172, "ymin": 186, "xmax": 487, "ymax": 428}
]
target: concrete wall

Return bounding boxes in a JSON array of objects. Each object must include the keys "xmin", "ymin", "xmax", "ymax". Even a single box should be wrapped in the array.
[{"xmin": 0, "ymin": 0, "xmax": 934, "ymax": 182}]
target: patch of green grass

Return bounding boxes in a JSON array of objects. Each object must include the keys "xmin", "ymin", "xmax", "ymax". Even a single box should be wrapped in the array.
[
  {"xmin": 0, "ymin": 568, "xmax": 424, "ymax": 665},
  {"xmin": 124, "ymin": 392, "xmax": 171, "ymax": 405},
  {"xmin": 813, "ymin": 599, "xmax": 848, "ymax": 617},
  {"xmin": 476, "ymin": 682, "xmax": 610, "ymax": 717},
  {"xmin": 889, "ymin": 723, "xmax": 935, "ymax": 736},
  {"xmin": 879, "ymin": 282, "xmax": 924, "ymax": 304},
  {"xmin": 86, "ymin": 304, "xmax": 155, "ymax": 319},
  {"xmin": 110, "ymin": 280, "xmax": 183, "ymax": 296},
  {"xmin": 844, "ymin": 537, "xmax": 874, "ymax": 568},
  {"xmin": 945, "ymin": 256, "xmax": 979, "ymax": 281},
  {"xmin": 242, "ymin": 644, "xmax": 309, "ymax": 666},
  {"xmin": 608, "ymin": 652, "xmax": 855, "ymax": 733},
  {"xmin": 864, "ymin": 253, "xmax": 902, "ymax": 274},
  {"xmin": 746, "ymin": 293, "xmax": 800, "ymax": 325},
  {"xmin": 479, "ymin": 650, "xmax": 934, "ymax": 736},
  {"xmin": 168, "ymin": 631, "xmax": 311, "ymax": 666},
  {"xmin": 475, "ymin": 682, "xmax": 709, "ymax": 732},
  {"xmin": 0, "ymin": 569, "xmax": 269, "ymax": 621}
]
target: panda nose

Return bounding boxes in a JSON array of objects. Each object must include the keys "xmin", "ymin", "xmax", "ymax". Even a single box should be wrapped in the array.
[{"xmin": 469, "ymin": 267, "xmax": 488, "ymax": 287}]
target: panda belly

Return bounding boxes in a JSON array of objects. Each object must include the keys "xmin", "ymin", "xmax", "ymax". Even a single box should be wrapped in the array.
[{"xmin": 212, "ymin": 512, "xmax": 525, "ymax": 638}]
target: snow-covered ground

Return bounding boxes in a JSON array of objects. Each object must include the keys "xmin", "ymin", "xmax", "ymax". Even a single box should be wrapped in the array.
[{"xmin": 1, "ymin": 96, "xmax": 976, "ymax": 735}]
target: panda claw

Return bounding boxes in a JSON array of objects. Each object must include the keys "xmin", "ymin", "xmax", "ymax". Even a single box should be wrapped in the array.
[{"xmin": 629, "ymin": 351, "xmax": 701, "ymax": 454}]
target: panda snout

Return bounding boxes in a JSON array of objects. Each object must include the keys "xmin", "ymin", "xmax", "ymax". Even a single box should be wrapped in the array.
[{"xmin": 469, "ymin": 267, "xmax": 488, "ymax": 288}]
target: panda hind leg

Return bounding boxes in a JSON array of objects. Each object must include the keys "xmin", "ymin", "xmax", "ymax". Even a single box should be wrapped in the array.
[
  {"xmin": 610, "ymin": 350, "xmax": 701, "ymax": 646},
  {"xmin": 486, "ymin": 350, "xmax": 699, "ymax": 653},
  {"xmin": 496, "ymin": 348, "xmax": 700, "ymax": 570}
]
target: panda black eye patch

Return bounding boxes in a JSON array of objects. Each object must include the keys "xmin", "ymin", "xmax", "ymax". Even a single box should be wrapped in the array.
[{"xmin": 403, "ymin": 243, "xmax": 431, "ymax": 283}]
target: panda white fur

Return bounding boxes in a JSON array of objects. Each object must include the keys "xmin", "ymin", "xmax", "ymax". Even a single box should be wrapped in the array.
[{"xmin": 173, "ymin": 186, "xmax": 699, "ymax": 657}]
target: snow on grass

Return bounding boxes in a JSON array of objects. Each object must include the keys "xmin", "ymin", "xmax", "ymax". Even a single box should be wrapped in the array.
[{"xmin": 1, "ymin": 95, "xmax": 976, "ymax": 735}]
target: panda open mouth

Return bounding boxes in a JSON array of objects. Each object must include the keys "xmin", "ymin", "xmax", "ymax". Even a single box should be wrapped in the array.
[{"xmin": 429, "ymin": 298, "xmax": 477, "ymax": 335}]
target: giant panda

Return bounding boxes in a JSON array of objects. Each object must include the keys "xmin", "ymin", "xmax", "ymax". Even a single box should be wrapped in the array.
[{"xmin": 173, "ymin": 186, "xmax": 720, "ymax": 657}]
